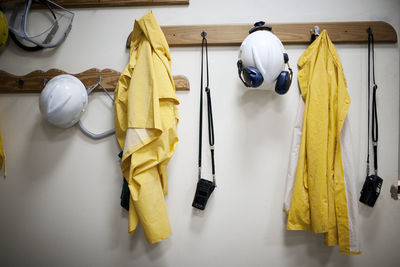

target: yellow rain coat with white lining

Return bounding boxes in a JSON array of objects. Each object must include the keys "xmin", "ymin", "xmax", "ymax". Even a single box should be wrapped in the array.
[
  {"xmin": 284, "ymin": 30, "xmax": 361, "ymax": 254},
  {"xmin": 114, "ymin": 11, "xmax": 179, "ymax": 244}
]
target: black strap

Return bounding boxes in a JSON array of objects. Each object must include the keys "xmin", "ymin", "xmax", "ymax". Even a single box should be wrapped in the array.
[
  {"xmin": 237, "ymin": 60, "xmax": 250, "ymax": 87},
  {"xmin": 9, "ymin": 31, "xmax": 43, "ymax": 51},
  {"xmin": 367, "ymin": 27, "xmax": 379, "ymax": 175},
  {"xmin": 35, "ymin": 0, "xmax": 57, "ymax": 20},
  {"xmin": 198, "ymin": 32, "xmax": 216, "ymax": 185}
]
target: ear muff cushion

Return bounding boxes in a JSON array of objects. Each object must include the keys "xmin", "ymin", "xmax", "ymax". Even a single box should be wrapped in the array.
[
  {"xmin": 275, "ymin": 71, "xmax": 292, "ymax": 95},
  {"xmin": 243, "ymin": 66, "xmax": 264, "ymax": 88}
]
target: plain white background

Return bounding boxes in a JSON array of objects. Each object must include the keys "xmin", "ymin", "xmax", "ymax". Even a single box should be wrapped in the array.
[{"xmin": 0, "ymin": 0, "xmax": 399, "ymax": 266}]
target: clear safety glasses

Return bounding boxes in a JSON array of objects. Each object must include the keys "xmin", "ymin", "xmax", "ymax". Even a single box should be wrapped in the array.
[{"xmin": 5, "ymin": 0, "xmax": 74, "ymax": 48}]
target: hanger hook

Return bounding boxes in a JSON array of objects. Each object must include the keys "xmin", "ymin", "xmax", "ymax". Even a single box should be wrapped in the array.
[
  {"xmin": 310, "ymin": 25, "xmax": 320, "ymax": 44},
  {"xmin": 313, "ymin": 26, "xmax": 320, "ymax": 36}
]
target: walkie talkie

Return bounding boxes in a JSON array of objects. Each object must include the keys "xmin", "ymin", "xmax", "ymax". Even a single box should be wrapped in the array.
[
  {"xmin": 193, "ymin": 179, "xmax": 215, "ymax": 210},
  {"xmin": 360, "ymin": 175, "xmax": 383, "ymax": 207}
]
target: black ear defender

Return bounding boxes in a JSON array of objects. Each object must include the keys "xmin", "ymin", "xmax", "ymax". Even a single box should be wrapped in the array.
[
  {"xmin": 237, "ymin": 21, "xmax": 292, "ymax": 94},
  {"xmin": 237, "ymin": 60, "xmax": 264, "ymax": 88},
  {"xmin": 275, "ymin": 53, "xmax": 293, "ymax": 95}
]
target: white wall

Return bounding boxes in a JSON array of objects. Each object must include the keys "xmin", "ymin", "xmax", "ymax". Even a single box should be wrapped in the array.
[{"xmin": 0, "ymin": 1, "xmax": 399, "ymax": 266}]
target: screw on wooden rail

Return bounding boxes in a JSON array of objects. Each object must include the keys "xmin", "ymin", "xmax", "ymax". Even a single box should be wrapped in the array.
[{"xmin": 18, "ymin": 79, "xmax": 24, "ymax": 88}]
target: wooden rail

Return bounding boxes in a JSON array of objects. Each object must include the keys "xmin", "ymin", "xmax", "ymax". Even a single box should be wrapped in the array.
[
  {"xmin": 126, "ymin": 21, "xmax": 397, "ymax": 47},
  {"xmin": 0, "ymin": 69, "xmax": 190, "ymax": 93},
  {"xmin": 0, "ymin": 0, "xmax": 189, "ymax": 8}
]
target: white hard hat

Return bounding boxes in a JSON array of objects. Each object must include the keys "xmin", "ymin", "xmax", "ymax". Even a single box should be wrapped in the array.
[
  {"xmin": 238, "ymin": 24, "xmax": 286, "ymax": 90},
  {"xmin": 39, "ymin": 74, "xmax": 88, "ymax": 128}
]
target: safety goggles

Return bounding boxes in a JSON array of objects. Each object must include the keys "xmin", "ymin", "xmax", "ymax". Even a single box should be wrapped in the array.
[{"xmin": 5, "ymin": 0, "xmax": 74, "ymax": 49}]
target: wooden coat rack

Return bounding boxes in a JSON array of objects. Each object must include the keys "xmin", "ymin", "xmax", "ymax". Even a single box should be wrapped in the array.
[
  {"xmin": 0, "ymin": 69, "xmax": 190, "ymax": 93},
  {"xmin": 0, "ymin": 0, "xmax": 189, "ymax": 8},
  {"xmin": 127, "ymin": 21, "xmax": 397, "ymax": 47}
]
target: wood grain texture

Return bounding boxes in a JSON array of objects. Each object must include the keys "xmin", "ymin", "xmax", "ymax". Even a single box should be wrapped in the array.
[
  {"xmin": 0, "ymin": 69, "xmax": 190, "ymax": 93},
  {"xmin": 0, "ymin": 0, "xmax": 189, "ymax": 8},
  {"xmin": 126, "ymin": 21, "xmax": 397, "ymax": 47}
]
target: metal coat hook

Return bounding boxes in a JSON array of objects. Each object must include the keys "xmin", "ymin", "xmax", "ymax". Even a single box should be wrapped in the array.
[
  {"xmin": 310, "ymin": 25, "xmax": 320, "ymax": 43},
  {"xmin": 78, "ymin": 75, "xmax": 115, "ymax": 140},
  {"xmin": 313, "ymin": 26, "xmax": 320, "ymax": 36},
  {"xmin": 18, "ymin": 79, "xmax": 24, "ymax": 88},
  {"xmin": 86, "ymin": 76, "xmax": 114, "ymax": 101}
]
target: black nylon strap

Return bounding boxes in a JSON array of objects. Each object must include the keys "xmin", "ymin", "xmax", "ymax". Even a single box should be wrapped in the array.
[
  {"xmin": 366, "ymin": 28, "xmax": 371, "ymax": 175},
  {"xmin": 9, "ymin": 30, "xmax": 43, "ymax": 51},
  {"xmin": 237, "ymin": 60, "xmax": 251, "ymax": 87},
  {"xmin": 36, "ymin": 0, "xmax": 57, "ymax": 20},
  {"xmin": 198, "ymin": 32, "xmax": 216, "ymax": 185},
  {"xmin": 206, "ymin": 86, "xmax": 215, "ymax": 176},
  {"xmin": 367, "ymin": 27, "xmax": 379, "ymax": 175},
  {"xmin": 198, "ymin": 36, "xmax": 204, "ymax": 173},
  {"xmin": 372, "ymin": 84, "xmax": 378, "ymax": 172}
]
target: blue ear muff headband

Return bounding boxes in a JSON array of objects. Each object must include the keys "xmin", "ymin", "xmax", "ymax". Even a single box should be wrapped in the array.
[{"xmin": 237, "ymin": 53, "xmax": 293, "ymax": 94}]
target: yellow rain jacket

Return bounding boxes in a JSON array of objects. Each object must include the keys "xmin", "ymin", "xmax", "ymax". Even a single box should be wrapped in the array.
[
  {"xmin": 114, "ymin": 11, "xmax": 179, "ymax": 244},
  {"xmin": 285, "ymin": 30, "xmax": 361, "ymax": 254}
]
